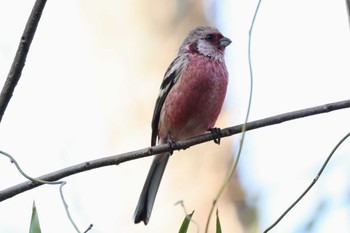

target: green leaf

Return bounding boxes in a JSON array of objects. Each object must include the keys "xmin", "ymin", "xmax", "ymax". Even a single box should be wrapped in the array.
[
  {"xmin": 29, "ymin": 201, "xmax": 41, "ymax": 233},
  {"xmin": 178, "ymin": 211, "xmax": 194, "ymax": 233},
  {"xmin": 216, "ymin": 209, "xmax": 222, "ymax": 233}
]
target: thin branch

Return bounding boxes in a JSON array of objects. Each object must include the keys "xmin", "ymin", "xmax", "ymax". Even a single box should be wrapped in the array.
[
  {"xmin": 0, "ymin": 99, "xmax": 349, "ymax": 202},
  {"xmin": 0, "ymin": 150, "xmax": 86, "ymax": 232},
  {"xmin": 0, "ymin": 0, "xmax": 47, "ymax": 123},
  {"xmin": 263, "ymin": 131, "xmax": 350, "ymax": 232},
  {"xmin": 205, "ymin": 0, "xmax": 261, "ymax": 230}
]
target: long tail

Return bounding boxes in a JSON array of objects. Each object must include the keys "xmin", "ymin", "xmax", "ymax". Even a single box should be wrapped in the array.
[{"xmin": 134, "ymin": 152, "xmax": 170, "ymax": 225}]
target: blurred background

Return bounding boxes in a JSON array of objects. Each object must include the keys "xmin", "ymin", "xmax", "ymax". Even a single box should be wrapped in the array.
[{"xmin": 0, "ymin": 0, "xmax": 349, "ymax": 232}]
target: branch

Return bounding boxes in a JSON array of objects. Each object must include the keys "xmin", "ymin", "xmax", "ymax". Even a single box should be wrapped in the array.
[
  {"xmin": 0, "ymin": 99, "xmax": 349, "ymax": 202},
  {"xmin": 0, "ymin": 0, "xmax": 47, "ymax": 123}
]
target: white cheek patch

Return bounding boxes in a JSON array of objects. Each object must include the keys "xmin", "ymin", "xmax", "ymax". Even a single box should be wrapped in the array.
[
  {"xmin": 196, "ymin": 40, "xmax": 222, "ymax": 60},
  {"xmin": 197, "ymin": 41, "xmax": 213, "ymax": 57}
]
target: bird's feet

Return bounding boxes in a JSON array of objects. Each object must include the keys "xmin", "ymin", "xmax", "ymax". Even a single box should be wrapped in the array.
[
  {"xmin": 209, "ymin": 127, "xmax": 221, "ymax": 145},
  {"xmin": 168, "ymin": 136, "xmax": 178, "ymax": 155}
]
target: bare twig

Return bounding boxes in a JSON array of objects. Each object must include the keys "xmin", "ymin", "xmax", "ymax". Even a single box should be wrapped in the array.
[
  {"xmin": 0, "ymin": 0, "xmax": 47, "ymax": 123},
  {"xmin": 0, "ymin": 149, "xmax": 83, "ymax": 232},
  {"xmin": 0, "ymin": 99, "xmax": 349, "ymax": 202},
  {"xmin": 205, "ymin": 0, "xmax": 261, "ymax": 230},
  {"xmin": 263, "ymin": 131, "xmax": 350, "ymax": 232}
]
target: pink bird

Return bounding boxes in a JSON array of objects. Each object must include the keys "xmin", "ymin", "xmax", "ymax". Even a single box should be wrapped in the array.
[{"xmin": 134, "ymin": 26, "xmax": 231, "ymax": 225}]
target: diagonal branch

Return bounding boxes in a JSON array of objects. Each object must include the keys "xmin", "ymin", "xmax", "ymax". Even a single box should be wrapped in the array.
[
  {"xmin": 0, "ymin": 0, "xmax": 47, "ymax": 123},
  {"xmin": 0, "ymin": 99, "xmax": 349, "ymax": 202}
]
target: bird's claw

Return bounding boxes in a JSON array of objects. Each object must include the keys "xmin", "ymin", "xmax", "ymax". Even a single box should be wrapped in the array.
[
  {"xmin": 209, "ymin": 127, "xmax": 221, "ymax": 145},
  {"xmin": 168, "ymin": 137, "xmax": 178, "ymax": 155}
]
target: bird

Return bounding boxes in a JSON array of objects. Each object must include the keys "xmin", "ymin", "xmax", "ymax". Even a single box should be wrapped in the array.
[{"xmin": 134, "ymin": 26, "xmax": 231, "ymax": 225}]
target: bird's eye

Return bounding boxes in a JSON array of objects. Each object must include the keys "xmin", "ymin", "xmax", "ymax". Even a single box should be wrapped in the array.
[{"xmin": 205, "ymin": 34, "xmax": 214, "ymax": 41}]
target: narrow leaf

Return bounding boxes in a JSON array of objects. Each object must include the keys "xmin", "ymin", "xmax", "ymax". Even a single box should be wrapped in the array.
[
  {"xmin": 216, "ymin": 209, "xmax": 222, "ymax": 233},
  {"xmin": 178, "ymin": 211, "xmax": 194, "ymax": 233},
  {"xmin": 29, "ymin": 201, "xmax": 41, "ymax": 233}
]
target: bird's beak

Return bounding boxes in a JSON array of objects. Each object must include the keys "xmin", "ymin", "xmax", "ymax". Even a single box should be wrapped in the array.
[{"xmin": 219, "ymin": 37, "xmax": 232, "ymax": 47}]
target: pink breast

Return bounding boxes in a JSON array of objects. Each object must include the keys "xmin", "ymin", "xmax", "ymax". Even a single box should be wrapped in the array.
[{"xmin": 158, "ymin": 56, "xmax": 228, "ymax": 141}]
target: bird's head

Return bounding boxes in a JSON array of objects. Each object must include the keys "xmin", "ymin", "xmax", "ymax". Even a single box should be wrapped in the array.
[{"xmin": 179, "ymin": 26, "xmax": 231, "ymax": 60}]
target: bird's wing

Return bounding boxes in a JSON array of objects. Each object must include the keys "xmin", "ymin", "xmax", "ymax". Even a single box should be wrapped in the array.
[{"xmin": 151, "ymin": 55, "xmax": 187, "ymax": 146}]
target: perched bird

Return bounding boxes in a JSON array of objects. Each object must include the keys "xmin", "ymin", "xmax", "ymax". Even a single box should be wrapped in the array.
[{"xmin": 134, "ymin": 26, "xmax": 231, "ymax": 225}]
